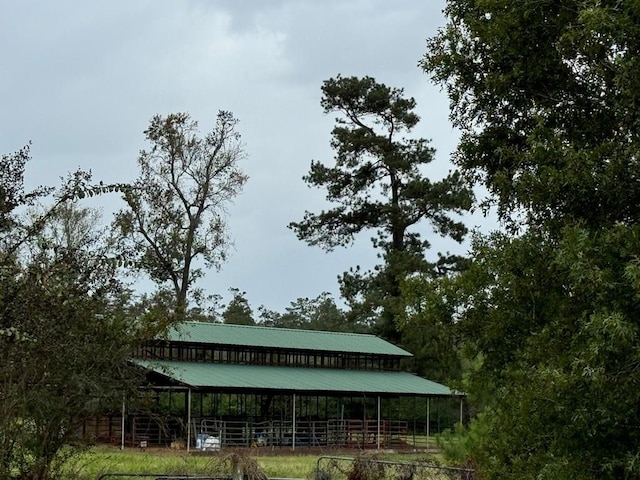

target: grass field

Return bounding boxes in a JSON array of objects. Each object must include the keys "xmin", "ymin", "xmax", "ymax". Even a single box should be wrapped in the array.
[
  {"xmin": 65, "ymin": 447, "xmax": 313, "ymax": 479},
  {"xmin": 66, "ymin": 446, "xmax": 442, "ymax": 479}
]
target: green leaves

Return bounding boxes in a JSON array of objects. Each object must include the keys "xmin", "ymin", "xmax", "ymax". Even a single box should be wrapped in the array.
[
  {"xmin": 290, "ymin": 76, "xmax": 472, "ymax": 341},
  {"xmin": 112, "ymin": 111, "xmax": 248, "ymax": 318},
  {"xmin": 425, "ymin": 0, "xmax": 640, "ymax": 230},
  {"xmin": 426, "ymin": 223, "xmax": 640, "ymax": 476},
  {"xmin": 321, "ymin": 75, "xmax": 419, "ymax": 130},
  {"xmin": 222, "ymin": 288, "xmax": 255, "ymax": 325},
  {"xmin": 423, "ymin": 3, "xmax": 640, "ymax": 475},
  {"xmin": 0, "ymin": 148, "xmax": 144, "ymax": 479}
]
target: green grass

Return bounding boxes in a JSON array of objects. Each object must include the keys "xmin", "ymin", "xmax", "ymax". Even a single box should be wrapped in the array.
[
  {"xmin": 64, "ymin": 446, "xmax": 446, "ymax": 479},
  {"xmin": 65, "ymin": 446, "xmax": 320, "ymax": 479},
  {"xmin": 258, "ymin": 455, "xmax": 320, "ymax": 478}
]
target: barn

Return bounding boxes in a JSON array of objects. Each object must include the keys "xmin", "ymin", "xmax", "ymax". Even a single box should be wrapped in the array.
[{"xmin": 89, "ymin": 322, "xmax": 462, "ymax": 450}]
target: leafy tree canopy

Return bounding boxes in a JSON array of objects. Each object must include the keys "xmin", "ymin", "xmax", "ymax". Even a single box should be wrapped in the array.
[
  {"xmin": 423, "ymin": 0, "xmax": 640, "ymax": 231},
  {"xmin": 0, "ymin": 146, "xmax": 141, "ymax": 480},
  {"xmin": 422, "ymin": 1, "xmax": 640, "ymax": 477},
  {"xmin": 258, "ymin": 292, "xmax": 364, "ymax": 332},
  {"xmin": 222, "ymin": 288, "xmax": 255, "ymax": 325}
]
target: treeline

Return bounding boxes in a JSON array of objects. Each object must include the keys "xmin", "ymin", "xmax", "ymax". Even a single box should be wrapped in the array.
[{"xmin": 215, "ymin": 290, "xmax": 367, "ymax": 334}]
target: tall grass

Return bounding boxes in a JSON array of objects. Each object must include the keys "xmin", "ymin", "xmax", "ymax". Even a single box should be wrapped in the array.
[
  {"xmin": 64, "ymin": 446, "xmax": 444, "ymax": 479},
  {"xmin": 65, "ymin": 446, "xmax": 319, "ymax": 479}
]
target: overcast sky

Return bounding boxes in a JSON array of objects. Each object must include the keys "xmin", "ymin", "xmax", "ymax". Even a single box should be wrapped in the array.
[{"xmin": 1, "ymin": 0, "xmax": 482, "ymax": 313}]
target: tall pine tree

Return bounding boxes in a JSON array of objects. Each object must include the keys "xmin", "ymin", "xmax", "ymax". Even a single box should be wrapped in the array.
[{"xmin": 290, "ymin": 76, "xmax": 472, "ymax": 343}]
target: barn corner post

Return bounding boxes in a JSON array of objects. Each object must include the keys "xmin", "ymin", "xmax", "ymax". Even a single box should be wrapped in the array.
[
  {"xmin": 412, "ymin": 396, "xmax": 417, "ymax": 450},
  {"xmin": 426, "ymin": 397, "xmax": 430, "ymax": 450}
]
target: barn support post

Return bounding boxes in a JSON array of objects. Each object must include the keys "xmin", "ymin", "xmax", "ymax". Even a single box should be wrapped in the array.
[
  {"xmin": 376, "ymin": 396, "xmax": 381, "ymax": 450},
  {"xmin": 187, "ymin": 388, "xmax": 192, "ymax": 453},
  {"xmin": 362, "ymin": 395, "xmax": 366, "ymax": 449},
  {"xmin": 120, "ymin": 394, "xmax": 126, "ymax": 450},
  {"xmin": 292, "ymin": 393, "xmax": 297, "ymax": 451},
  {"xmin": 426, "ymin": 397, "xmax": 430, "ymax": 450},
  {"xmin": 412, "ymin": 396, "xmax": 417, "ymax": 449}
]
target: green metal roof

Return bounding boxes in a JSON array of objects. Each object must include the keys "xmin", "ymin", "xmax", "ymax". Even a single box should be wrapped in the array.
[
  {"xmin": 163, "ymin": 322, "xmax": 412, "ymax": 357},
  {"xmin": 135, "ymin": 359, "xmax": 455, "ymax": 397}
]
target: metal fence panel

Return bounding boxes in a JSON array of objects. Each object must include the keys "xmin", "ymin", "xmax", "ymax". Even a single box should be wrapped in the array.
[
  {"xmin": 315, "ymin": 456, "xmax": 475, "ymax": 480},
  {"xmin": 97, "ymin": 475, "xmax": 232, "ymax": 480}
]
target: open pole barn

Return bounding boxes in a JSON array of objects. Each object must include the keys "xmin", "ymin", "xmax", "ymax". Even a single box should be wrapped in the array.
[{"xmin": 84, "ymin": 322, "xmax": 463, "ymax": 451}]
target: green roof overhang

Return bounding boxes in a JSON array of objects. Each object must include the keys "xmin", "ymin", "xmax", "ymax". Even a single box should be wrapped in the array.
[{"xmin": 134, "ymin": 359, "xmax": 459, "ymax": 397}]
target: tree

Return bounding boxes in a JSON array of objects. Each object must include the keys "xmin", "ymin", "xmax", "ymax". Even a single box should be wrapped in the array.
[
  {"xmin": 397, "ymin": 274, "xmax": 464, "ymax": 385},
  {"xmin": 423, "ymin": 0, "xmax": 640, "ymax": 231},
  {"xmin": 289, "ymin": 76, "xmax": 473, "ymax": 342},
  {"xmin": 113, "ymin": 112, "xmax": 248, "ymax": 319},
  {"xmin": 0, "ymin": 147, "xmax": 140, "ymax": 480},
  {"xmin": 423, "ymin": 1, "xmax": 640, "ymax": 477},
  {"xmin": 222, "ymin": 288, "xmax": 255, "ymax": 325}
]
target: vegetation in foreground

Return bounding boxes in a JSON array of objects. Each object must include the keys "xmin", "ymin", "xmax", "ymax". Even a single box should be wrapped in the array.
[
  {"xmin": 62, "ymin": 446, "xmax": 444, "ymax": 479},
  {"xmin": 421, "ymin": 0, "xmax": 640, "ymax": 477}
]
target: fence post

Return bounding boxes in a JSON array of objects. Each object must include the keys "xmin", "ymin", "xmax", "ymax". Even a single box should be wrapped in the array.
[{"xmin": 426, "ymin": 398, "xmax": 430, "ymax": 450}]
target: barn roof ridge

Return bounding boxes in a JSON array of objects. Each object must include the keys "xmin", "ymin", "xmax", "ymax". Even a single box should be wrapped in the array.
[
  {"xmin": 165, "ymin": 321, "xmax": 412, "ymax": 357},
  {"xmin": 183, "ymin": 320, "xmax": 381, "ymax": 337}
]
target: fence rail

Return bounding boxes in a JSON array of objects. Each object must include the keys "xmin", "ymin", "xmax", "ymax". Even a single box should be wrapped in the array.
[
  {"xmin": 192, "ymin": 418, "xmax": 412, "ymax": 450},
  {"xmin": 95, "ymin": 456, "xmax": 475, "ymax": 480},
  {"xmin": 98, "ymin": 416, "xmax": 439, "ymax": 450},
  {"xmin": 97, "ymin": 475, "xmax": 231, "ymax": 480},
  {"xmin": 316, "ymin": 456, "xmax": 475, "ymax": 480}
]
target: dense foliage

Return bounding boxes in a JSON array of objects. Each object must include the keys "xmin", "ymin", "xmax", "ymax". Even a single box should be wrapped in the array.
[
  {"xmin": 222, "ymin": 288, "xmax": 255, "ymax": 325},
  {"xmin": 422, "ymin": 1, "xmax": 640, "ymax": 477},
  {"xmin": 258, "ymin": 292, "xmax": 366, "ymax": 332},
  {"xmin": 0, "ymin": 147, "xmax": 141, "ymax": 480},
  {"xmin": 290, "ymin": 75, "xmax": 472, "ymax": 342}
]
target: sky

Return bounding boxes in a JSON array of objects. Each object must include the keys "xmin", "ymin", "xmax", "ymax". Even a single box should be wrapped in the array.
[{"xmin": 0, "ymin": 0, "xmax": 482, "ymax": 313}]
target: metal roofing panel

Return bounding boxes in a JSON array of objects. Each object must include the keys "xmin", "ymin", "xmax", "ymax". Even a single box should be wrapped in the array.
[
  {"xmin": 164, "ymin": 322, "xmax": 412, "ymax": 357},
  {"xmin": 135, "ymin": 360, "xmax": 455, "ymax": 397}
]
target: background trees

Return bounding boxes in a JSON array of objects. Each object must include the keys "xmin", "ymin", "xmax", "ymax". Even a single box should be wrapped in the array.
[
  {"xmin": 112, "ymin": 112, "xmax": 248, "ymax": 320},
  {"xmin": 258, "ymin": 292, "xmax": 361, "ymax": 332},
  {"xmin": 222, "ymin": 288, "xmax": 255, "ymax": 325},
  {"xmin": 290, "ymin": 75, "xmax": 473, "ymax": 343},
  {"xmin": 423, "ymin": 1, "xmax": 640, "ymax": 477}
]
